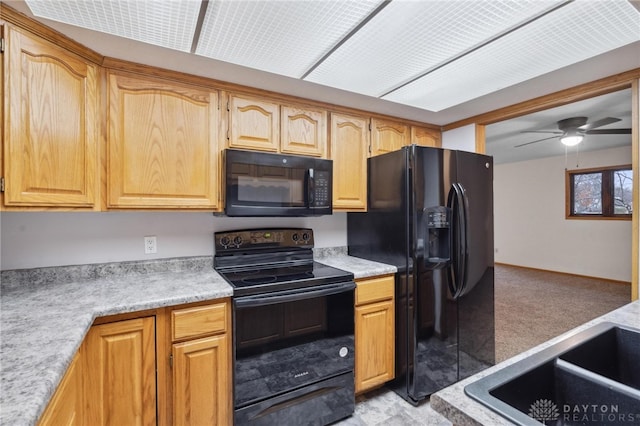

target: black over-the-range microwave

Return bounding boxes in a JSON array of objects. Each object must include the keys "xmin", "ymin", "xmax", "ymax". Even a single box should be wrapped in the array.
[{"xmin": 224, "ymin": 149, "xmax": 333, "ymax": 216}]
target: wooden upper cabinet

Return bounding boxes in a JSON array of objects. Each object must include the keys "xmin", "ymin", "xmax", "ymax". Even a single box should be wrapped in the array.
[
  {"xmin": 330, "ymin": 113, "xmax": 368, "ymax": 211},
  {"xmin": 4, "ymin": 26, "xmax": 99, "ymax": 208},
  {"xmin": 228, "ymin": 95, "xmax": 279, "ymax": 152},
  {"xmin": 281, "ymin": 105, "xmax": 327, "ymax": 157},
  {"xmin": 370, "ymin": 118, "xmax": 409, "ymax": 157},
  {"xmin": 411, "ymin": 125, "xmax": 441, "ymax": 147},
  {"xmin": 108, "ymin": 72, "xmax": 219, "ymax": 209}
]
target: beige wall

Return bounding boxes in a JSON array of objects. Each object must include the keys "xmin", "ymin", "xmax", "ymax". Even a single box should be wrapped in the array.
[
  {"xmin": 494, "ymin": 146, "xmax": 633, "ymax": 282},
  {"xmin": 0, "ymin": 213, "xmax": 347, "ymax": 270}
]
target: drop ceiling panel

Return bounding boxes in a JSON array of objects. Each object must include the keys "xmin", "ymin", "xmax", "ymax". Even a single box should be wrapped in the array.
[
  {"xmin": 383, "ymin": 1, "xmax": 640, "ymax": 111},
  {"xmin": 304, "ymin": 0, "xmax": 563, "ymax": 97},
  {"xmin": 195, "ymin": 0, "xmax": 385, "ymax": 78},
  {"xmin": 25, "ymin": 0, "xmax": 201, "ymax": 52}
]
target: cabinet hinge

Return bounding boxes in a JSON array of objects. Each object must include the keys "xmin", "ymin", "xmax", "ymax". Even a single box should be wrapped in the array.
[
  {"xmin": 0, "ymin": 177, "xmax": 5, "ymax": 193},
  {"xmin": 169, "ymin": 353, "xmax": 173, "ymax": 368}
]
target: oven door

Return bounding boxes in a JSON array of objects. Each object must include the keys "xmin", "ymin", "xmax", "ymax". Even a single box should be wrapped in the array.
[
  {"xmin": 225, "ymin": 149, "xmax": 332, "ymax": 216},
  {"xmin": 233, "ymin": 281, "xmax": 355, "ymax": 425}
]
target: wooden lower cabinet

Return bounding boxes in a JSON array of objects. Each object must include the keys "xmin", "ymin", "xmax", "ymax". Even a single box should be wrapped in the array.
[
  {"xmin": 83, "ymin": 317, "xmax": 157, "ymax": 426},
  {"xmin": 38, "ymin": 317, "xmax": 156, "ymax": 426},
  {"xmin": 173, "ymin": 335, "xmax": 231, "ymax": 426},
  {"xmin": 38, "ymin": 352, "xmax": 83, "ymax": 426},
  {"xmin": 354, "ymin": 275, "xmax": 395, "ymax": 394},
  {"xmin": 170, "ymin": 301, "xmax": 231, "ymax": 426},
  {"xmin": 38, "ymin": 299, "xmax": 232, "ymax": 426}
]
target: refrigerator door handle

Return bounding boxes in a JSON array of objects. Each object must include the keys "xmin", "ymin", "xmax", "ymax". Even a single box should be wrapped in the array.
[
  {"xmin": 447, "ymin": 185, "xmax": 460, "ymax": 296},
  {"xmin": 450, "ymin": 183, "xmax": 469, "ymax": 298}
]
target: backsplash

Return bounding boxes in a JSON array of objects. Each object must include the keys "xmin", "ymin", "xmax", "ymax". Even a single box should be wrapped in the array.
[{"xmin": 0, "ymin": 256, "xmax": 213, "ymax": 289}]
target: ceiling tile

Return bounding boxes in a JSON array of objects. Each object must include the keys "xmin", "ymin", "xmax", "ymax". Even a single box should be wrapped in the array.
[
  {"xmin": 195, "ymin": 0, "xmax": 385, "ymax": 78},
  {"xmin": 304, "ymin": 0, "xmax": 563, "ymax": 97},
  {"xmin": 383, "ymin": 1, "xmax": 640, "ymax": 111},
  {"xmin": 25, "ymin": 0, "xmax": 201, "ymax": 52}
]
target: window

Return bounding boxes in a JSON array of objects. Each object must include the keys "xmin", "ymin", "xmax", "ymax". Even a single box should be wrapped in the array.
[{"xmin": 566, "ymin": 165, "xmax": 632, "ymax": 219}]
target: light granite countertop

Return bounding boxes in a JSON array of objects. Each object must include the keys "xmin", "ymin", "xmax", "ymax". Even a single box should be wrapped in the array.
[
  {"xmin": 0, "ymin": 250, "xmax": 397, "ymax": 426},
  {"xmin": 0, "ymin": 256, "xmax": 233, "ymax": 426},
  {"xmin": 314, "ymin": 247, "xmax": 398, "ymax": 279},
  {"xmin": 430, "ymin": 300, "xmax": 640, "ymax": 425}
]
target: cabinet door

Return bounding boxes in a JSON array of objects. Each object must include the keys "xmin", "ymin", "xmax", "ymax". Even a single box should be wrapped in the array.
[
  {"xmin": 411, "ymin": 125, "xmax": 441, "ymax": 147},
  {"xmin": 330, "ymin": 113, "xmax": 368, "ymax": 211},
  {"xmin": 83, "ymin": 317, "xmax": 156, "ymax": 426},
  {"xmin": 4, "ymin": 26, "xmax": 99, "ymax": 207},
  {"xmin": 108, "ymin": 72, "xmax": 219, "ymax": 209},
  {"xmin": 355, "ymin": 300, "xmax": 395, "ymax": 393},
  {"xmin": 228, "ymin": 95, "xmax": 279, "ymax": 152},
  {"xmin": 281, "ymin": 105, "xmax": 327, "ymax": 157},
  {"xmin": 370, "ymin": 118, "xmax": 408, "ymax": 157},
  {"xmin": 38, "ymin": 352, "xmax": 83, "ymax": 426},
  {"xmin": 173, "ymin": 335, "xmax": 231, "ymax": 426}
]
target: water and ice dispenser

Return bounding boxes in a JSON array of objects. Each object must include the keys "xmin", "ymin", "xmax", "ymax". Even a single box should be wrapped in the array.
[{"xmin": 424, "ymin": 206, "xmax": 451, "ymax": 268}]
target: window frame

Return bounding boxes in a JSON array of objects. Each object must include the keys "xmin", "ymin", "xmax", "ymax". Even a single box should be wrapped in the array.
[{"xmin": 565, "ymin": 164, "xmax": 632, "ymax": 220}]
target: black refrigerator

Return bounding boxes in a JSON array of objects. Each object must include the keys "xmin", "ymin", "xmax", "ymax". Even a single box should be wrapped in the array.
[{"xmin": 347, "ymin": 145, "xmax": 495, "ymax": 404}]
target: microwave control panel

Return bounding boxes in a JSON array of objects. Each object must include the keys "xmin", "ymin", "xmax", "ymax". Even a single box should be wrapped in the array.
[{"xmin": 313, "ymin": 171, "xmax": 330, "ymax": 207}]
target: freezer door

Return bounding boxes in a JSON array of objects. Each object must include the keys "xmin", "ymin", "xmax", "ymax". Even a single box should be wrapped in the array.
[{"xmin": 407, "ymin": 147, "xmax": 459, "ymax": 401}]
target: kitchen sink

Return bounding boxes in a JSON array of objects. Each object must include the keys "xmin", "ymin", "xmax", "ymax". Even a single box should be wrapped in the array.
[{"xmin": 465, "ymin": 322, "xmax": 640, "ymax": 425}]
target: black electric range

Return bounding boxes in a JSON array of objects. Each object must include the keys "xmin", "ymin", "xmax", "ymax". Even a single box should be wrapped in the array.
[{"xmin": 213, "ymin": 228, "xmax": 356, "ymax": 426}]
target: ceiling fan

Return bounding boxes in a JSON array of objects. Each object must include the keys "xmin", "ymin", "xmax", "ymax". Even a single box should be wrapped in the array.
[{"xmin": 515, "ymin": 116, "xmax": 631, "ymax": 148}]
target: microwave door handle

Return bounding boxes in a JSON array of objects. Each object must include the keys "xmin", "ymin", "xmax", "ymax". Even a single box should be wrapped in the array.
[{"xmin": 307, "ymin": 168, "xmax": 315, "ymax": 207}]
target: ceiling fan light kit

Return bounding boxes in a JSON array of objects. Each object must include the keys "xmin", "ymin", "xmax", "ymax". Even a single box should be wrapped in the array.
[
  {"xmin": 560, "ymin": 133, "xmax": 584, "ymax": 146},
  {"xmin": 517, "ymin": 116, "xmax": 630, "ymax": 149}
]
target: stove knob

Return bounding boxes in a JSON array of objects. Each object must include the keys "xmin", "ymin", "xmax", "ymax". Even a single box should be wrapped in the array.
[
  {"xmin": 302, "ymin": 232, "xmax": 310, "ymax": 241},
  {"xmin": 233, "ymin": 235, "xmax": 243, "ymax": 246},
  {"xmin": 220, "ymin": 236, "xmax": 230, "ymax": 247},
  {"xmin": 292, "ymin": 233, "xmax": 299, "ymax": 242}
]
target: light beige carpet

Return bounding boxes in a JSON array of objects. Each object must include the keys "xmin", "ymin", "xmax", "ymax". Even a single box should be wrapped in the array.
[{"xmin": 494, "ymin": 264, "xmax": 631, "ymax": 362}]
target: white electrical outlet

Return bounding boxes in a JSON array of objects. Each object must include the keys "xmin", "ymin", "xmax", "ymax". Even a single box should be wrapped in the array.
[{"xmin": 144, "ymin": 236, "xmax": 157, "ymax": 254}]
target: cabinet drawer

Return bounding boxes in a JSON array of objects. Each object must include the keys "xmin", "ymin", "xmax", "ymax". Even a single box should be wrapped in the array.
[
  {"xmin": 355, "ymin": 275, "xmax": 394, "ymax": 306},
  {"xmin": 172, "ymin": 302, "xmax": 228, "ymax": 341}
]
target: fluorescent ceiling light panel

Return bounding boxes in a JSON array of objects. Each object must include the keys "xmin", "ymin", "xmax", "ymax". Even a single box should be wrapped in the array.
[
  {"xmin": 304, "ymin": 0, "xmax": 563, "ymax": 97},
  {"xmin": 383, "ymin": 1, "xmax": 640, "ymax": 112},
  {"xmin": 24, "ymin": 0, "xmax": 201, "ymax": 52},
  {"xmin": 196, "ymin": 0, "xmax": 385, "ymax": 78}
]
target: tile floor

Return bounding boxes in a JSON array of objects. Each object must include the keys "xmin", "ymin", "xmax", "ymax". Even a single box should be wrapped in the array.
[{"xmin": 335, "ymin": 388, "xmax": 452, "ymax": 426}]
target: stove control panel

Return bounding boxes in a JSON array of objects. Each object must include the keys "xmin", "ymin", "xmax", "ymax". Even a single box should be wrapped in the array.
[{"xmin": 215, "ymin": 228, "xmax": 314, "ymax": 251}]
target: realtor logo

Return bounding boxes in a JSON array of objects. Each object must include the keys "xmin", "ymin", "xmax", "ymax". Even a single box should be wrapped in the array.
[{"xmin": 529, "ymin": 399, "xmax": 560, "ymax": 424}]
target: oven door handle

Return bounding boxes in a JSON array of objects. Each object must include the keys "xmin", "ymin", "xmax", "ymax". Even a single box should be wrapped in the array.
[{"xmin": 234, "ymin": 281, "xmax": 356, "ymax": 308}]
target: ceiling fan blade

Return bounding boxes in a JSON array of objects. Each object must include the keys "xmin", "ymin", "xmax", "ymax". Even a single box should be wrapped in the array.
[
  {"xmin": 585, "ymin": 128, "xmax": 631, "ymax": 135},
  {"xmin": 520, "ymin": 130, "xmax": 563, "ymax": 134},
  {"xmin": 579, "ymin": 117, "xmax": 621, "ymax": 131},
  {"xmin": 514, "ymin": 135, "xmax": 560, "ymax": 148}
]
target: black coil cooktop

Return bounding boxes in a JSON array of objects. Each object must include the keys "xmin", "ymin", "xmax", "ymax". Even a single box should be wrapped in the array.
[{"xmin": 213, "ymin": 228, "xmax": 353, "ymax": 296}]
